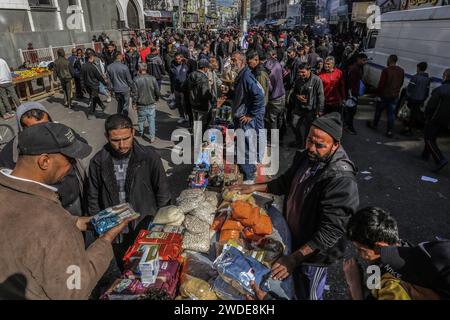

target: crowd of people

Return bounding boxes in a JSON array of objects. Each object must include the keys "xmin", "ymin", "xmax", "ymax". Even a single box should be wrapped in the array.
[{"xmin": 0, "ymin": 25, "xmax": 449, "ymax": 301}]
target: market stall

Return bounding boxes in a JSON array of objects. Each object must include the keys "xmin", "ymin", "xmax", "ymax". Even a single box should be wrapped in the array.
[
  {"xmin": 11, "ymin": 67, "xmax": 58, "ymax": 102},
  {"xmin": 95, "ymin": 94, "xmax": 292, "ymax": 300}
]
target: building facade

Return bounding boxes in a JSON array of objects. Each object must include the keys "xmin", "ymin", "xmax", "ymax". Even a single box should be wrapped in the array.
[{"xmin": 266, "ymin": 0, "xmax": 288, "ymax": 20}]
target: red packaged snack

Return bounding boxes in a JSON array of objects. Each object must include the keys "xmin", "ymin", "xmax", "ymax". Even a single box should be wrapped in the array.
[{"xmin": 137, "ymin": 230, "xmax": 183, "ymax": 246}]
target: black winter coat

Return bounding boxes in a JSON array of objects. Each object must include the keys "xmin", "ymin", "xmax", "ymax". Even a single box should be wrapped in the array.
[
  {"xmin": 87, "ymin": 141, "xmax": 172, "ymax": 231},
  {"xmin": 267, "ymin": 147, "xmax": 359, "ymax": 266},
  {"xmin": 425, "ymin": 80, "xmax": 450, "ymax": 126}
]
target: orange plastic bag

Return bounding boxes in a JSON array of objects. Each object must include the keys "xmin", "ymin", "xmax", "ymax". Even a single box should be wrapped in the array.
[
  {"xmin": 240, "ymin": 207, "xmax": 261, "ymax": 228},
  {"xmin": 212, "ymin": 212, "xmax": 228, "ymax": 231},
  {"xmin": 222, "ymin": 218, "xmax": 244, "ymax": 231},
  {"xmin": 252, "ymin": 214, "xmax": 273, "ymax": 236},
  {"xmin": 231, "ymin": 201, "xmax": 254, "ymax": 220},
  {"xmin": 243, "ymin": 228, "xmax": 264, "ymax": 241},
  {"xmin": 219, "ymin": 229, "xmax": 241, "ymax": 242}
]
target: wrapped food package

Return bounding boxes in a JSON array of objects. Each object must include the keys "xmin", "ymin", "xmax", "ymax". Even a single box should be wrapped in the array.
[
  {"xmin": 152, "ymin": 206, "xmax": 185, "ymax": 225},
  {"xmin": 231, "ymin": 200, "xmax": 258, "ymax": 221},
  {"xmin": 221, "ymin": 218, "xmax": 244, "ymax": 231},
  {"xmin": 189, "ymin": 202, "xmax": 216, "ymax": 225},
  {"xmin": 182, "ymin": 230, "xmax": 211, "ymax": 253},
  {"xmin": 213, "ymin": 245, "xmax": 271, "ymax": 295},
  {"xmin": 211, "ymin": 212, "xmax": 228, "ymax": 232},
  {"xmin": 176, "ymin": 189, "xmax": 206, "ymax": 213},
  {"xmin": 139, "ymin": 245, "xmax": 160, "ymax": 285},
  {"xmin": 213, "ymin": 277, "xmax": 246, "ymax": 300},
  {"xmin": 219, "ymin": 229, "xmax": 241, "ymax": 242},
  {"xmin": 137, "ymin": 230, "xmax": 183, "ymax": 246},
  {"xmin": 242, "ymin": 228, "xmax": 264, "ymax": 242},
  {"xmin": 204, "ymin": 191, "xmax": 220, "ymax": 207},
  {"xmin": 91, "ymin": 203, "xmax": 140, "ymax": 235},
  {"xmin": 252, "ymin": 214, "xmax": 273, "ymax": 235},
  {"xmin": 222, "ymin": 190, "xmax": 252, "ymax": 202},
  {"xmin": 149, "ymin": 224, "xmax": 185, "ymax": 234},
  {"xmin": 179, "ymin": 274, "xmax": 218, "ymax": 300},
  {"xmin": 183, "ymin": 215, "xmax": 210, "ymax": 234}
]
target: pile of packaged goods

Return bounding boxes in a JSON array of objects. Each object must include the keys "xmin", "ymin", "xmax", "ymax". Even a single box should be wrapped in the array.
[
  {"xmin": 91, "ymin": 203, "xmax": 140, "ymax": 235},
  {"xmin": 101, "ymin": 184, "xmax": 289, "ymax": 300}
]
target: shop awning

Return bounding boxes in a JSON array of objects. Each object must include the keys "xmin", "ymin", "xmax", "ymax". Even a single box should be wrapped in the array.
[{"xmin": 274, "ymin": 19, "xmax": 287, "ymax": 26}]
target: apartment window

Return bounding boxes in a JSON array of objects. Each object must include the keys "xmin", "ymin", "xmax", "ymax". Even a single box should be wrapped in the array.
[
  {"xmin": 68, "ymin": 0, "xmax": 78, "ymax": 5},
  {"xmin": 28, "ymin": 0, "xmax": 55, "ymax": 7}
]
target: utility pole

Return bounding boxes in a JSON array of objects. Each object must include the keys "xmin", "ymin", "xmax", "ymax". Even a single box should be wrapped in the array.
[
  {"xmin": 178, "ymin": 0, "xmax": 184, "ymax": 29},
  {"xmin": 240, "ymin": 0, "xmax": 248, "ymax": 32}
]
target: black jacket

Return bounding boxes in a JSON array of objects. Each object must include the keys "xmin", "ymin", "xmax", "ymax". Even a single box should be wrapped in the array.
[
  {"xmin": 425, "ymin": 80, "xmax": 450, "ymax": 126},
  {"xmin": 267, "ymin": 147, "xmax": 359, "ymax": 266},
  {"xmin": 81, "ymin": 61, "xmax": 106, "ymax": 90},
  {"xmin": 146, "ymin": 53, "xmax": 166, "ymax": 80},
  {"xmin": 289, "ymin": 73, "xmax": 325, "ymax": 115},
  {"xmin": 187, "ymin": 70, "xmax": 212, "ymax": 112},
  {"xmin": 87, "ymin": 141, "xmax": 172, "ymax": 230}
]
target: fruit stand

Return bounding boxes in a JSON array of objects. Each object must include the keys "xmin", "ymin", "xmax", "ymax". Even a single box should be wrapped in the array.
[{"xmin": 11, "ymin": 67, "xmax": 58, "ymax": 102}]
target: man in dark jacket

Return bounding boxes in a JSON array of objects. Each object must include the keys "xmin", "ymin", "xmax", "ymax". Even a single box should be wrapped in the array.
[
  {"xmin": 81, "ymin": 50, "xmax": 108, "ymax": 119},
  {"xmin": 169, "ymin": 53, "xmax": 190, "ymax": 124},
  {"xmin": 125, "ymin": 45, "xmax": 139, "ymax": 79},
  {"xmin": 53, "ymin": 49, "xmax": 74, "ymax": 108},
  {"xmin": 265, "ymin": 49, "xmax": 287, "ymax": 142},
  {"xmin": 107, "ymin": 52, "xmax": 135, "ymax": 116},
  {"xmin": 285, "ymin": 48, "xmax": 302, "ymax": 91},
  {"xmin": 230, "ymin": 51, "xmax": 266, "ymax": 183},
  {"xmin": 231, "ymin": 112, "xmax": 359, "ymax": 300},
  {"xmin": 146, "ymin": 47, "xmax": 166, "ymax": 89},
  {"xmin": 87, "ymin": 114, "xmax": 172, "ymax": 266},
  {"xmin": 403, "ymin": 62, "xmax": 431, "ymax": 135},
  {"xmin": 187, "ymin": 59, "xmax": 213, "ymax": 132},
  {"xmin": 73, "ymin": 48, "xmax": 86, "ymax": 99},
  {"xmin": 422, "ymin": 69, "xmax": 450, "ymax": 173},
  {"xmin": 344, "ymin": 53, "xmax": 368, "ymax": 135},
  {"xmin": 288, "ymin": 63, "xmax": 325, "ymax": 148}
]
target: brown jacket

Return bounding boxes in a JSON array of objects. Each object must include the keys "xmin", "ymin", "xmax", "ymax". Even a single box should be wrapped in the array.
[
  {"xmin": 378, "ymin": 65, "xmax": 405, "ymax": 99},
  {"xmin": 0, "ymin": 172, "xmax": 113, "ymax": 300}
]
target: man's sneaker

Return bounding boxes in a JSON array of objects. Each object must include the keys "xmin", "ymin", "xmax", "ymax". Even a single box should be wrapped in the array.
[
  {"xmin": 386, "ymin": 131, "xmax": 394, "ymax": 138},
  {"xmin": 432, "ymin": 159, "xmax": 449, "ymax": 173},
  {"xmin": 106, "ymin": 96, "xmax": 112, "ymax": 103},
  {"xmin": 177, "ymin": 118, "xmax": 186, "ymax": 124},
  {"xmin": 243, "ymin": 180, "xmax": 255, "ymax": 185},
  {"xmin": 150, "ymin": 137, "xmax": 156, "ymax": 144}
]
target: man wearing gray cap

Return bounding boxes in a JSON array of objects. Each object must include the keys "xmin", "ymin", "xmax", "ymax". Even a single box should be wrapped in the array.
[
  {"xmin": 232, "ymin": 112, "xmax": 359, "ymax": 300},
  {"xmin": 0, "ymin": 122, "xmax": 136, "ymax": 299},
  {"xmin": 0, "ymin": 102, "xmax": 87, "ymax": 217}
]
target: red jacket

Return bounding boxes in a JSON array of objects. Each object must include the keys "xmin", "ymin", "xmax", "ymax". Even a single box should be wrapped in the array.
[
  {"xmin": 139, "ymin": 47, "xmax": 151, "ymax": 63},
  {"xmin": 319, "ymin": 68, "xmax": 346, "ymax": 106}
]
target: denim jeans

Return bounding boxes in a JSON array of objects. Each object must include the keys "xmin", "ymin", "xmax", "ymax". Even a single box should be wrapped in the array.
[
  {"xmin": 115, "ymin": 91, "xmax": 130, "ymax": 116},
  {"xmin": 374, "ymin": 98, "xmax": 398, "ymax": 132},
  {"xmin": 137, "ymin": 104, "xmax": 156, "ymax": 139},
  {"xmin": 238, "ymin": 125, "xmax": 266, "ymax": 181},
  {"xmin": 99, "ymin": 82, "xmax": 109, "ymax": 97}
]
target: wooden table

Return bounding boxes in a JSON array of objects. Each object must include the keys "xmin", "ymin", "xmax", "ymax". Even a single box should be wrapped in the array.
[{"xmin": 13, "ymin": 71, "xmax": 58, "ymax": 102}]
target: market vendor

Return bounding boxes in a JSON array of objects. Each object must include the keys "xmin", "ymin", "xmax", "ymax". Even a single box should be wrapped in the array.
[
  {"xmin": 231, "ymin": 112, "xmax": 359, "ymax": 300},
  {"xmin": 86, "ymin": 114, "xmax": 172, "ymax": 268},
  {"xmin": 0, "ymin": 122, "xmax": 135, "ymax": 299}
]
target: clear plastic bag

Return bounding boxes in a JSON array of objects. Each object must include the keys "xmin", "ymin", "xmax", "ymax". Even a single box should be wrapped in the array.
[
  {"xmin": 152, "ymin": 206, "xmax": 184, "ymax": 225},
  {"xmin": 182, "ymin": 230, "xmax": 211, "ymax": 253},
  {"xmin": 213, "ymin": 277, "xmax": 245, "ymax": 300},
  {"xmin": 189, "ymin": 202, "xmax": 216, "ymax": 225},
  {"xmin": 176, "ymin": 189, "xmax": 206, "ymax": 213},
  {"xmin": 183, "ymin": 215, "xmax": 210, "ymax": 234},
  {"xmin": 179, "ymin": 274, "xmax": 218, "ymax": 300}
]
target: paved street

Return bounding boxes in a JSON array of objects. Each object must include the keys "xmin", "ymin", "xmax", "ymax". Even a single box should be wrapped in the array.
[{"xmin": 2, "ymin": 84, "xmax": 449, "ymax": 299}]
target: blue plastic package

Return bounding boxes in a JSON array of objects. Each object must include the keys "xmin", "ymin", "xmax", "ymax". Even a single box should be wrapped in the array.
[
  {"xmin": 213, "ymin": 245, "xmax": 270, "ymax": 295},
  {"xmin": 213, "ymin": 277, "xmax": 245, "ymax": 300}
]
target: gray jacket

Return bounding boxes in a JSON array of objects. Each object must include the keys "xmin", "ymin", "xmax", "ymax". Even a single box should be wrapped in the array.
[
  {"xmin": 106, "ymin": 61, "xmax": 134, "ymax": 93},
  {"xmin": 133, "ymin": 74, "xmax": 160, "ymax": 106}
]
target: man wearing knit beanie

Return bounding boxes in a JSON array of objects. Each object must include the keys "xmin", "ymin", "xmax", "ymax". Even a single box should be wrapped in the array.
[{"xmin": 231, "ymin": 111, "xmax": 359, "ymax": 300}]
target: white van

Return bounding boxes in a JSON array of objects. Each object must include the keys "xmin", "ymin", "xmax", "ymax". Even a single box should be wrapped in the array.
[{"xmin": 363, "ymin": 6, "xmax": 450, "ymax": 108}]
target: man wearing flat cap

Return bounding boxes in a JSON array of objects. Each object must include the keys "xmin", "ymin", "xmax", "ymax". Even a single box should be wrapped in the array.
[
  {"xmin": 0, "ymin": 123, "xmax": 136, "ymax": 299},
  {"xmin": 232, "ymin": 112, "xmax": 359, "ymax": 300}
]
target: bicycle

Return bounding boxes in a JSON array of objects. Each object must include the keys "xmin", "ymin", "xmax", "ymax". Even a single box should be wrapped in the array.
[{"xmin": 0, "ymin": 123, "xmax": 15, "ymax": 150}]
